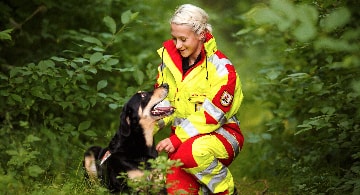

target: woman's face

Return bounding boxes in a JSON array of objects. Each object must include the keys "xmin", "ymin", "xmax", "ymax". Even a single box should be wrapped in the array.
[{"xmin": 170, "ymin": 23, "xmax": 203, "ymax": 60}]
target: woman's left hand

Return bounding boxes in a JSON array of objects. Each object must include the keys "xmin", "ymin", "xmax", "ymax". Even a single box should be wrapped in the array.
[{"xmin": 156, "ymin": 138, "xmax": 175, "ymax": 153}]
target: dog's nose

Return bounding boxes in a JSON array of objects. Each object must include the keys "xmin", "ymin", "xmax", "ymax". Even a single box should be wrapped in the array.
[{"xmin": 161, "ymin": 83, "xmax": 169, "ymax": 89}]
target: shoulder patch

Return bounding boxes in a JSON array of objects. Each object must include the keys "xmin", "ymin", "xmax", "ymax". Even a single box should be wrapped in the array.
[{"xmin": 220, "ymin": 91, "xmax": 233, "ymax": 107}]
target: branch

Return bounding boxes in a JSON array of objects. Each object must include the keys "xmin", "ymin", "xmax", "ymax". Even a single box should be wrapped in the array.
[{"xmin": 9, "ymin": 5, "xmax": 48, "ymax": 30}]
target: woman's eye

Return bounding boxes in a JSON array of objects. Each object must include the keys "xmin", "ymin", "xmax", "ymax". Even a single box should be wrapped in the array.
[{"xmin": 172, "ymin": 37, "xmax": 186, "ymax": 43}]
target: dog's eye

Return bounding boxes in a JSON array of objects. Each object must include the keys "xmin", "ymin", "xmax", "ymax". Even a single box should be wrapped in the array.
[{"xmin": 137, "ymin": 91, "xmax": 147, "ymax": 98}]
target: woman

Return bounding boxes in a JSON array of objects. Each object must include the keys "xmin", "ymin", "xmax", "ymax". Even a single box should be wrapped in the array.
[{"xmin": 154, "ymin": 4, "xmax": 244, "ymax": 195}]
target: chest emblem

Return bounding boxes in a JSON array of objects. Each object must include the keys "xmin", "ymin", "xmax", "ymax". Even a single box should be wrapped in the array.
[{"xmin": 220, "ymin": 91, "xmax": 233, "ymax": 107}]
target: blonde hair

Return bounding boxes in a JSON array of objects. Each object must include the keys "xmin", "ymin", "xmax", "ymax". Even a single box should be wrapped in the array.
[{"xmin": 170, "ymin": 4, "xmax": 212, "ymax": 35}]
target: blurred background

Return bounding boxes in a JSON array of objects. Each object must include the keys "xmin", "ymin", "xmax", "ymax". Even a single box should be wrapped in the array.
[{"xmin": 1, "ymin": 0, "xmax": 359, "ymax": 194}]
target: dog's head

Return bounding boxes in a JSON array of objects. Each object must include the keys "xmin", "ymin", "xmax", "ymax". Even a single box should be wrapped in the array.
[{"xmin": 119, "ymin": 83, "xmax": 174, "ymax": 146}]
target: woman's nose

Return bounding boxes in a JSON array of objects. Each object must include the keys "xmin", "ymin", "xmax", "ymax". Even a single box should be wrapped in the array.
[{"xmin": 175, "ymin": 41, "xmax": 182, "ymax": 49}]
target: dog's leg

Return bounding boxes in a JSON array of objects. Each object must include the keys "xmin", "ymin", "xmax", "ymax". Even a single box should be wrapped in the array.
[
  {"xmin": 127, "ymin": 169, "xmax": 144, "ymax": 179},
  {"xmin": 84, "ymin": 153, "xmax": 98, "ymax": 182}
]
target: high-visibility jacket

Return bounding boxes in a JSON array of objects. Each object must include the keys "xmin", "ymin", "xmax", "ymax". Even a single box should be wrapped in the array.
[{"xmin": 155, "ymin": 32, "xmax": 244, "ymax": 149}]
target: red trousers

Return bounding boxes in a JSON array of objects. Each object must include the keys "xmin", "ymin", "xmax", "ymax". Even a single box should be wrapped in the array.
[{"xmin": 166, "ymin": 127, "xmax": 244, "ymax": 195}]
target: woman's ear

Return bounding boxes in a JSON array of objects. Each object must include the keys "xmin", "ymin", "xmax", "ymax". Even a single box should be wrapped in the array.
[{"xmin": 199, "ymin": 31, "xmax": 205, "ymax": 41}]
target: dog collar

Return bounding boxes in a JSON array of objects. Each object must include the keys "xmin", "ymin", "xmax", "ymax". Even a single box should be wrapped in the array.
[{"xmin": 100, "ymin": 150, "xmax": 111, "ymax": 165}]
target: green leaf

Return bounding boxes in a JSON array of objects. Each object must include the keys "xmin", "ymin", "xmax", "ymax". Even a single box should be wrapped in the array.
[
  {"xmin": 109, "ymin": 103, "xmax": 119, "ymax": 109},
  {"xmin": 296, "ymin": 124, "xmax": 312, "ymax": 135},
  {"xmin": 309, "ymin": 83, "xmax": 323, "ymax": 92},
  {"xmin": 59, "ymin": 102, "xmax": 72, "ymax": 110},
  {"xmin": 30, "ymin": 86, "xmax": 53, "ymax": 100},
  {"xmin": 261, "ymin": 133, "xmax": 272, "ymax": 140},
  {"xmin": 25, "ymin": 135, "xmax": 41, "ymax": 143},
  {"xmin": 9, "ymin": 67, "xmax": 21, "ymax": 78},
  {"xmin": 97, "ymin": 92, "xmax": 107, "ymax": 98},
  {"xmin": 83, "ymin": 130, "xmax": 97, "ymax": 137},
  {"xmin": 293, "ymin": 21, "xmax": 316, "ymax": 42},
  {"xmin": 97, "ymin": 80, "xmax": 108, "ymax": 91},
  {"xmin": 38, "ymin": 60, "xmax": 55, "ymax": 71},
  {"xmin": 51, "ymin": 56, "xmax": 67, "ymax": 62},
  {"xmin": 322, "ymin": 7, "xmax": 351, "ymax": 32},
  {"xmin": 0, "ymin": 72, "xmax": 8, "ymax": 80},
  {"xmin": 106, "ymin": 58, "xmax": 119, "ymax": 66},
  {"xmin": 235, "ymin": 28, "xmax": 253, "ymax": 36},
  {"xmin": 292, "ymin": 5, "xmax": 318, "ymax": 42},
  {"xmin": 121, "ymin": 10, "xmax": 132, "ymax": 24},
  {"xmin": 31, "ymin": 87, "xmax": 44, "ymax": 97},
  {"xmin": 131, "ymin": 12, "xmax": 139, "ymax": 20},
  {"xmin": 287, "ymin": 73, "xmax": 309, "ymax": 78},
  {"xmin": 90, "ymin": 52, "xmax": 103, "ymax": 65},
  {"xmin": 89, "ymin": 97, "xmax": 97, "ymax": 107},
  {"xmin": 103, "ymin": 16, "xmax": 117, "ymax": 34},
  {"xmin": 73, "ymin": 58, "xmax": 89, "ymax": 63},
  {"xmin": 114, "ymin": 67, "xmax": 135, "ymax": 72},
  {"xmin": 86, "ymin": 67, "xmax": 98, "ymax": 74},
  {"xmin": 92, "ymin": 46, "xmax": 105, "ymax": 52},
  {"xmin": 266, "ymin": 70, "xmax": 281, "ymax": 80},
  {"xmin": 121, "ymin": 10, "xmax": 138, "ymax": 25},
  {"xmin": 253, "ymin": 7, "xmax": 281, "ymax": 25},
  {"xmin": 83, "ymin": 36, "xmax": 103, "ymax": 47},
  {"xmin": 321, "ymin": 106, "xmax": 336, "ymax": 115},
  {"xmin": 28, "ymin": 165, "xmax": 44, "ymax": 177},
  {"xmin": 10, "ymin": 94, "xmax": 22, "ymax": 103},
  {"xmin": 315, "ymin": 37, "xmax": 354, "ymax": 52},
  {"xmin": 270, "ymin": 0, "xmax": 296, "ymax": 31},
  {"xmin": 0, "ymin": 29, "xmax": 13, "ymax": 40},
  {"xmin": 134, "ymin": 69, "xmax": 144, "ymax": 85},
  {"xmin": 78, "ymin": 121, "xmax": 91, "ymax": 131}
]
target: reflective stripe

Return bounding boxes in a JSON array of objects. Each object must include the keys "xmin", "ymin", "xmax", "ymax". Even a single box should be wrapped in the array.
[
  {"xmin": 174, "ymin": 116, "xmax": 239, "ymax": 127},
  {"xmin": 173, "ymin": 116, "xmax": 240, "ymax": 149},
  {"xmin": 195, "ymin": 159, "xmax": 228, "ymax": 193},
  {"xmin": 203, "ymin": 99, "xmax": 226, "ymax": 125},
  {"xmin": 179, "ymin": 119, "xmax": 199, "ymax": 137},
  {"xmin": 208, "ymin": 54, "xmax": 232, "ymax": 77},
  {"xmin": 228, "ymin": 115, "xmax": 240, "ymax": 126},
  {"xmin": 208, "ymin": 165, "xmax": 228, "ymax": 193},
  {"xmin": 216, "ymin": 127, "xmax": 240, "ymax": 156},
  {"xmin": 195, "ymin": 158, "xmax": 217, "ymax": 180}
]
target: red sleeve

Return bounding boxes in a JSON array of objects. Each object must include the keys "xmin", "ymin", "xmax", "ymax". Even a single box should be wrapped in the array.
[{"xmin": 169, "ymin": 134, "xmax": 182, "ymax": 150}]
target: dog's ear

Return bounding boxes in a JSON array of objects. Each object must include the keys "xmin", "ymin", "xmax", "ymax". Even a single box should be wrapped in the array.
[{"xmin": 119, "ymin": 104, "xmax": 131, "ymax": 137}]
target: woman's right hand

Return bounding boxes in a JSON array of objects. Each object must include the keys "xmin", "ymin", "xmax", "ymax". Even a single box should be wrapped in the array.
[{"xmin": 156, "ymin": 138, "xmax": 175, "ymax": 153}]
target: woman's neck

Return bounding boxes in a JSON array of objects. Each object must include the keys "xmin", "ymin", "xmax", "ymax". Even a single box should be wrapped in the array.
[{"xmin": 188, "ymin": 51, "xmax": 202, "ymax": 66}]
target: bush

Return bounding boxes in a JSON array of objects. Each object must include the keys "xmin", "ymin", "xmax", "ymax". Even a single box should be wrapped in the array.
[{"xmin": 236, "ymin": 0, "xmax": 359, "ymax": 193}]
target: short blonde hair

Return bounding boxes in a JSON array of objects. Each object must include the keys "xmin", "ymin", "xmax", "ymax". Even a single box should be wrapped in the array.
[{"xmin": 170, "ymin": 4, "xmax": 212, "ymax": 34}]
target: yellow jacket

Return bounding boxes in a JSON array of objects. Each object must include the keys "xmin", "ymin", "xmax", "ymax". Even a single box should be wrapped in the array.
[{"xmin": 155, "ymin": 33, "xmax": 243, "ymax": 149}]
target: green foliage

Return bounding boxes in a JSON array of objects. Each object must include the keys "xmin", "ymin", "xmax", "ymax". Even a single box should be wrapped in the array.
[
  {"xmin": 0, "ymin": 0, "xmax": 203, "ymax": 194},
  {"xmin": 235, "ymin": 0, "xmax": 359, "ymax": 194},
  {"xmin": 0, "ymin": 0, "xmax": 170, "ymax": 194},
  {"xmin": 0, "ymin": 14, "xmax": 136, "ymax": 194},
  {"xmin": 118, "ymin": 156, "xmax": 183, "ymax": 195}
]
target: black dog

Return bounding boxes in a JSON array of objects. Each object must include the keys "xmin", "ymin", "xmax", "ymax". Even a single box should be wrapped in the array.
[{"xmin": 84, "ymin": 84, "xmax": 174, "ymax": 193}]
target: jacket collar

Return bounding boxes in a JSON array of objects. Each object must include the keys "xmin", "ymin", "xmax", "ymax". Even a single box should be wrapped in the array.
[
  {"xmin": 161, "ymin": 32, "xmax": 217, "ymax": 66},
  {"xmin": 203, "ymin": 32, "xmax": 217, "ymax": 57}
]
